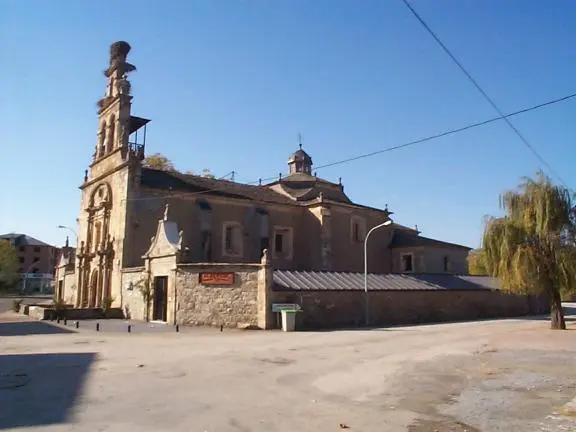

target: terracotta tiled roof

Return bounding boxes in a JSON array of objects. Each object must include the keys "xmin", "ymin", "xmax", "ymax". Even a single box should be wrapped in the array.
[
  {"xmin": 140, "ymin": 168, "xmax": 297, "ymax": 205},
  {"xmin": 269, "ymin": 173, "xmax": 352, "ymax": 203},
  {"xmin": 390, "ymin": 230, "xmax": 471, "ymax": 250}
]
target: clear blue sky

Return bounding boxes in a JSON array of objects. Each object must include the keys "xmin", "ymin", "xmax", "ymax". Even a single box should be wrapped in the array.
[{"xmin": 1, "ymin": 0, "xmax": 575, "ymax": 249}]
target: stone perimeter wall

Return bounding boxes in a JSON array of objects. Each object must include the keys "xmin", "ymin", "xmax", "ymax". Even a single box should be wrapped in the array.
[
  {"xmin": 272, "ymin": 289, "xmax": 550, "ymax": 329},
  {"xmin": 176, "ymin": 264, "xmax": 261, "ymax": 328},
  {"xmin": 120, "ymin": 254, "xmax": 548, "ymax": 330}
]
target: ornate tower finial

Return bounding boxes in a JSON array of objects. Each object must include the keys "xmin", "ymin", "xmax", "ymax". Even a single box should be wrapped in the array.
[
  {"xmin": 298, "ymin": 133, "xmax": 303, "ymax": 150},
  {"xmin": 65, "ymin": 236, "xmax": 69, "ymax": 248},
  {"xmin": 95, "ymin": 41, "xmax": 137, "ymax": 163},
  {"xmin": 163, "ymin": 203, "xmax": 170, "ymax": 221},
  {"xmin": 261, "ymin": 248, "xmax": 270, "ymax": 265}
]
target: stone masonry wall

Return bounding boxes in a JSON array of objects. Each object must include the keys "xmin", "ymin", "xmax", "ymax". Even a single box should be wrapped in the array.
[
  {"xmin": 61, "ymin": 272, "xmax": 77, "ymax": 304},
  {"xmin": 176, "ymin": 264, "xmax": 261, "ymax": 328},
  {"xmin": 120, "ymin": 268, "xmax": 147, "ymax": 321},
  {"xmin": 272, "ymin": 289, "xmax": 549, "ymax": 329}
]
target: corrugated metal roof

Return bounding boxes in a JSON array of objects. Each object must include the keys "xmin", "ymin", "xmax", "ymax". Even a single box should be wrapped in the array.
[{"xmin": 273, "ymin": 270, "xmax": 499, "ymax": 292}]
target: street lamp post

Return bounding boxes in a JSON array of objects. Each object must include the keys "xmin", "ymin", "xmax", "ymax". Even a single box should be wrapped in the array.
[
  {"xmin": 364, "ymin": 219, "xmax": 393, "ymax": 326},
  {"xmin": 22, "ymin": 261, "xmax": 41, "ymax": 294},
  {"xmin": 58, "ymin": 225, "xmax": 78, "ymax": 245}
]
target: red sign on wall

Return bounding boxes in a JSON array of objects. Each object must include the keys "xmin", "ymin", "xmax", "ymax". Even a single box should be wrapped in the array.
[{"xmin": 199, "ymin": 272, "xmax": 235, "ymax": 286}]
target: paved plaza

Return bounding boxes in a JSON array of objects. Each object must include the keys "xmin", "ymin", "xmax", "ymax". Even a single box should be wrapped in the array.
[{"xmin": 0, "ymin": 300, "xmax": 575, "ymax": 431}]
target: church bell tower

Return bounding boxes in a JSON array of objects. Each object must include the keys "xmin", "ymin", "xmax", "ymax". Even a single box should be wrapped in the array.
[
  {"xmin": 74, "ymin": 41, "xmax": 150, "ymax": 310},
  {"xmin": 93, "ymin": 41, "xmax": 146, "ymax": 168}
]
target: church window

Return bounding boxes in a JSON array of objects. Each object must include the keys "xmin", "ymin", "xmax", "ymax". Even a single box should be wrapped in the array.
[
  {"xmin": 94, "ymin": 222, "xmax": 102, "ymax": 250},
  {"xmin": 197, "ymin": 200, "xmax": 212, "ymax": 261},
  {"xmin": 197, "ymin": 200, "xmax": 211, "ymax": 211},
  {"xmin": 222, "ymin": 222, "xmax": 242, "ymax": 257},
  {"xmin": 273, "ymin": 227, "xmax": 293, "ymax": 259},
  {"xmin": 99, "ymin": 121, "xmax": 107, "ymax": 157},
  {"xmin": 350, "ymin": 216, "xmax": 366, "ymax": 243},
  {"xmin": 107, "ymin": 115, "xmax": 115, "ymax": 152},
  {"xmin": 400, "ymin": 253, "xmax": 414, "ymax": 273}
]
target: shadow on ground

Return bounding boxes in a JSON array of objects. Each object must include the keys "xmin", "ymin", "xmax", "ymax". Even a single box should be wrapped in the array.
[
  {"xmin": 0, "ymin": 321, "xmax": 76, "ymax": 337},
  {"xmin": 0, "ymin": 352, "xmax": 96, "ymax": 429}
]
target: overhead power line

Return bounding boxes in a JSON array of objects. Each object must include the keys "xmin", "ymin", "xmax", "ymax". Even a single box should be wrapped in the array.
[
  {"xmin": 400, "ymin": 0, "xmax": 569, "ymax": 187},
  {"xmin": 127, "ymin": 91, "xmax": 576, "ymax": 203},
  {"xmin": 313, "ymin": 92, "xmax": 576, "ymax": 171}
]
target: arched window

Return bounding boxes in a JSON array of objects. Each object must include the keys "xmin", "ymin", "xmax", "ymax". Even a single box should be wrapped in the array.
[
  {"xmin": 99, "ymin": 121, "xmax": 107, "ymax": 157},
  {"xmin": 107, "ymin": 115, "xmax": 115, "ymax": 153}
]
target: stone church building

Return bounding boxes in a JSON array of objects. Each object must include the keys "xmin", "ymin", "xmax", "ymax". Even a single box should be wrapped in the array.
[{"xmin": 55, "ymin": 41, "xmax": 543, "ymax": 329}]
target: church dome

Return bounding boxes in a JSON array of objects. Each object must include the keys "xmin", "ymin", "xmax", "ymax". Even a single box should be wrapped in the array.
[{"xmin": 287, "ymin": 145, "xmax": 313, "ymax": 174}]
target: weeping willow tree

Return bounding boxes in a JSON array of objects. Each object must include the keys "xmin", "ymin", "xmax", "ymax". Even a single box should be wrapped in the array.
[{"xmin": 483, "ymin": 172, "xmax": 576, "ymax": 330}]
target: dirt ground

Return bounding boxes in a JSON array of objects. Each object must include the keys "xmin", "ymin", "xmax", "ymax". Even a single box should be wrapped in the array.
[{"xmin": 0, "ymin": 303, "xmax": 575, "ymax": 432}]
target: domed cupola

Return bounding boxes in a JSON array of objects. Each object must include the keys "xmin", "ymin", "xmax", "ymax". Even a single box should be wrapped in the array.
[{"xmin": 287, "ymin": 144, "xmax": 313, "ymax": 175}]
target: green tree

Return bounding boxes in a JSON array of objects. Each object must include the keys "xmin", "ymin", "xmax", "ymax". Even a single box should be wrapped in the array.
[
  {"xmin": 482, "ymin": 172, "xmax": 576, "ymax": 330},
  {"xmin": 143, "ymin": 153, "xmax": 213, "ymax": 179},
  {"xmin": 0, "ymin": 241, "xmax": 19, "ymax": 290},
  {"xmin": 143, "ymin": 153, "xmax": 177, "ymax": 172},
  {"xmin": 467, "ymin": 249, "xmax": 488, "ymax": 275},
  {"xmin": 201, "ymin": 168, "xmax": 215, "ymax": 179}
]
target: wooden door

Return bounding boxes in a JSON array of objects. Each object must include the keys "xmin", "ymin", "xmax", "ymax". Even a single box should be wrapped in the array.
[{"xmin": 152, "ymin": 276, "xmax": 168, "ymax": 322}]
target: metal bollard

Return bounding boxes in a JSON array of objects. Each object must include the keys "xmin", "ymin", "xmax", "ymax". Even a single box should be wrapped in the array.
[
  {"xmin": 128, "ymin": 324, "xmax": 131, "ymax": 333},
  {"xmin": 220, "ymin": 324, "xmax": 223, "ymax": 332},
  {"xmin": 96, "ymin": 322, "xmax": 100, "ymax": 332},
  {"xmin": 57, "ymin": 317, "xmax": 61, "ymax": 324},
  {"xmin": 64, "ymin": 318, "xmax": 67, "ymax": 326},
  {"xmin": 175, "ymin": 324, "xmax": 179, "ymax": 333},
  {"xmin": 75, "ymin": 321, "xmax": 79, "ymax": 329}
]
